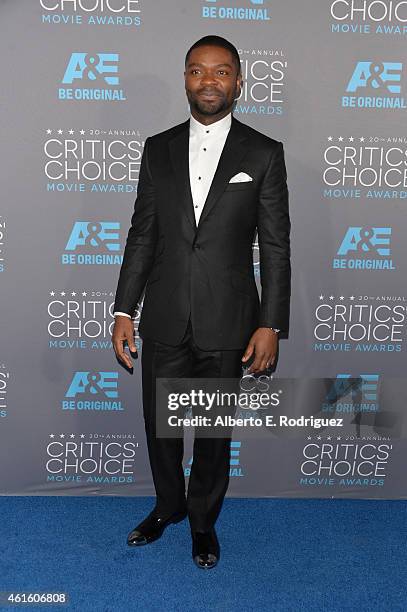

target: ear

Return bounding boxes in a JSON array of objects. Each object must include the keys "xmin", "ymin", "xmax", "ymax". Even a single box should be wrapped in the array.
[{"xmin": 235, "ymin": 76, "xmax": 243, "ymax": 99}]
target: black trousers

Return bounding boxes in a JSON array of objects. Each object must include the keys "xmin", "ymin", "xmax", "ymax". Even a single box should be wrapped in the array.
[{"xmin": 141, "ymin": 317, "xmax": 243, "ymax": 532}]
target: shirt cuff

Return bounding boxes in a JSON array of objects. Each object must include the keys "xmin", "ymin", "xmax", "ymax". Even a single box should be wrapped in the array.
[{"xmin": 113, "ymin": 311, "xmax": 132, "ymax": 319}]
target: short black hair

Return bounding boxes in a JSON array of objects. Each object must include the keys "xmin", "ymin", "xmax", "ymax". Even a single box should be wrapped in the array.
[{"xmin": 185, "ymin": 35, "xmax": 241, "ymax": 75}]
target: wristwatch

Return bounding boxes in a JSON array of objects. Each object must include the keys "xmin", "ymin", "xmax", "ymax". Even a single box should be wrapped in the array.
[{"xmin": 269, "ymin": 328, "xmax": 280, "ymax": 334}]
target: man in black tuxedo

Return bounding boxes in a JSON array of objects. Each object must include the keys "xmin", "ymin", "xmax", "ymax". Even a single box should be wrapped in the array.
[{"xmin": 112, "ymin": 35, "xmax": 291, "ymax": 569}]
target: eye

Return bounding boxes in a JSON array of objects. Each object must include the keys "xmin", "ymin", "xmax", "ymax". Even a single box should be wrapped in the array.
[
  {"xmin": 190, "ymin": 69, "xmax": 200, "ymax": 75},
  {"xmin": 218, "ymin": 70, "xmax": 228, "ymax": 76}
]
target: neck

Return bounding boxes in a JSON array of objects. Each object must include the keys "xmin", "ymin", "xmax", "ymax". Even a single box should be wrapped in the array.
[{"xmin": 190, "ymin": 108, "xmax": 232, "ymax": 126}]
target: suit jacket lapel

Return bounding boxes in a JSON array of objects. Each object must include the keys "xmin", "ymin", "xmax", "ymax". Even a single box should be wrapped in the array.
[
  {"xmin": 168, "ymin": 116, "xmax": 249, "ymax": 233},
  {"xmin": 197, "ymin": 117, "xmax": 248, "ymax": 229},
  {"xmin": 168, "ymin": 119, "xmax": 197, "ymax": 232}
]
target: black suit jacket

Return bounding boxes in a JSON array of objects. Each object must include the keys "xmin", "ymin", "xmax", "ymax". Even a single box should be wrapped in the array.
[{"xmin": 113, "ymin": 115, "xmax": 291, "ymax": 350}]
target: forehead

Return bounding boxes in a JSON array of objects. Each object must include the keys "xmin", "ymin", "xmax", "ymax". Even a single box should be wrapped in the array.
[{"xmin": 186, "ymin": 44, "xmax": 234, "ymax": 67}]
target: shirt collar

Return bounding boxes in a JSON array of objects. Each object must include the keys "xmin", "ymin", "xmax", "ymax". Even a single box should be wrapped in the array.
[{"xmin": 189, "ymin": 112, "xmax": 232, "ymax": 138}]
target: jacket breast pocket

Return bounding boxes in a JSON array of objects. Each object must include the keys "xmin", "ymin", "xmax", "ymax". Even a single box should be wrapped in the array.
[{"xmin": 224, "ymin": 181, "xmax": 255, "ymax": 192}]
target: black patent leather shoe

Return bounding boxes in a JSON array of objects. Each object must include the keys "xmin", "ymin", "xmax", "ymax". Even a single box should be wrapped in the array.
[
  {"xmin": 127, "ymin": 509, "xmax": 187, "ymax": 546},
  {"xmin": 191, "ymin": 528, "xmax": 220, "ymax": 569}
]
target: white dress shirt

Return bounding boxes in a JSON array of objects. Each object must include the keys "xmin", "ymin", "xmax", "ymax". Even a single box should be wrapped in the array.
[
  {"xmin": 188, "ymin": 111, "xmax": 231, "ymax": 224},
  {"xmin": 113, "ymin": 112, "xmax": 279, "ymax": 333}
]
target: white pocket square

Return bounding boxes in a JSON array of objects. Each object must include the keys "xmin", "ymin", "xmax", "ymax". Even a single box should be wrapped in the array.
[{"xmin": 228, "ymin": 172, "xmax": 253, "ymax": 183}]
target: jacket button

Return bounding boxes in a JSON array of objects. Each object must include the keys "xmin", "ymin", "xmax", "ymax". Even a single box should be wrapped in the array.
[{"xmin": 193, "ymin": 243, "xmax": 200, "ymax": 250}]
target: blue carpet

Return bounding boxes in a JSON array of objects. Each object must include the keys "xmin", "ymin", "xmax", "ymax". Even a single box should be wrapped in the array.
[{"xmin": 1, "ymin": 496, "xmax": 407, "ymax": 611}]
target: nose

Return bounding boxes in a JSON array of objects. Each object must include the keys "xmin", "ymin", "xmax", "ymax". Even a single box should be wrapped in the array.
[{"xmin": 200, "ymin": 71, "xmax": 218, "ymax": 86}]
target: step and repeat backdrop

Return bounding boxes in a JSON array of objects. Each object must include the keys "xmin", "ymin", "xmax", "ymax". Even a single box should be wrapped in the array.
[{"xmin": 1, "ymin": 0, "xmax": 407, "ymax": 498}]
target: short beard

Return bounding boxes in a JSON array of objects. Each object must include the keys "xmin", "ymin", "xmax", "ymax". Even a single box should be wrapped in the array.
[{"xmin": 186, "ymin": 90, "xmax": 231, "ymax": 117}]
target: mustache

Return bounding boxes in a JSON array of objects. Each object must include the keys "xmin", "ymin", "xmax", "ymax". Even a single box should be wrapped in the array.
[{"xmin": 197, "ymin": 88, "xmax": 223, "ymax": 96}]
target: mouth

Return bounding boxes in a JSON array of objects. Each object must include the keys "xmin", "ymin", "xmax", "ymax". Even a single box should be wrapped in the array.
[{"xmin": 198, "ymin": 91, "xmax": 221, "ymax": 99}]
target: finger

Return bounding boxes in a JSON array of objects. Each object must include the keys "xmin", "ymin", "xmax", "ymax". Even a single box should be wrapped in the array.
[
  {"xmin": 112, "ymin": 337, "xmax": 122, "ymax": 359},
  {"xmin": 113, "ymin": 337, "xmax": 134, "ymax": 369},
  {"xmin": 241, "ymin": 342, "xmax": 255, "ymax": 362},
  {"xmin": 121, "ymin": 349, "xmax": 134, "ymax": 369},
  {"xmin": 268, "ymin": 350, "xmax": 277, "ymax": 366},
  {"xmin": 118, "ymin": 347, "xmax": 133, "ymax": 369},
  {"xmin": 125, "ymin": 330, "xmax": 137, "ymax": 353},
  {"xmin": 259, "ymin": 357, "xmax": 270, "ymax": 372},
  {"xmin": 252, "ymin": 358, "xmax": 267, "ymax": 373},
  {"xmin": 264, "ymin": 354, "xmax": 273, "ymax": 368},
  {"xmin": 248, "ymin": 352, "xmax": 265, "ymax": 373}
]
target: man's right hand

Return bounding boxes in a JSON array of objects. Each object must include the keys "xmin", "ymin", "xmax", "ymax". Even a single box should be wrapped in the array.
[{"xmin": 112, "ymin": 316, "xmax": 137, "ymax": 369}]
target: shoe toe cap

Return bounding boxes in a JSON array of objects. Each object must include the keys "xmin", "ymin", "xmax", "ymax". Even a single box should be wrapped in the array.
[
  {"xmin": 194, "ymin": 553, "xmax": 218, "ymax": 569},
  {"xmin": 127, "ymin": 530, "xmax": 147, "ymax": 546}
]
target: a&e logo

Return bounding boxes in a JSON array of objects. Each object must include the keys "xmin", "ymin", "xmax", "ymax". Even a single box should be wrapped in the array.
[
  {"xmin": 61, "ymin": 371, "xmax": 124, "ymax": 411},
  {"xmin": 322, "ymin": 374, "xmax": 380, "ymax": 413},
  {"xmin": 202, "ymin": 0, "xmax": 270, "ymax": 21},
  {"xmin": 333, "ymin": 226, "xmax": 394, "ymax": 270},
  {"xmin": 342, "ymin": 61, "xmax": 405, "ymax": 109},
  {"xmin": 62, "ymin": 221, "xmax": 123, "ymax": 265},
  {"xmin": 62, "ymin": 371, "xmax": 123, "ymax": 412},
  {"xmin": 59, "ymin": 52, "xmax": 126, "ymax": 101}
]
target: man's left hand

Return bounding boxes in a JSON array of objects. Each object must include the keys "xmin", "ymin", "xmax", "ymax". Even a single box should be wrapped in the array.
[{"xmin": 241, "ymin": 328, "xmax": 278, "ymax": 373}]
